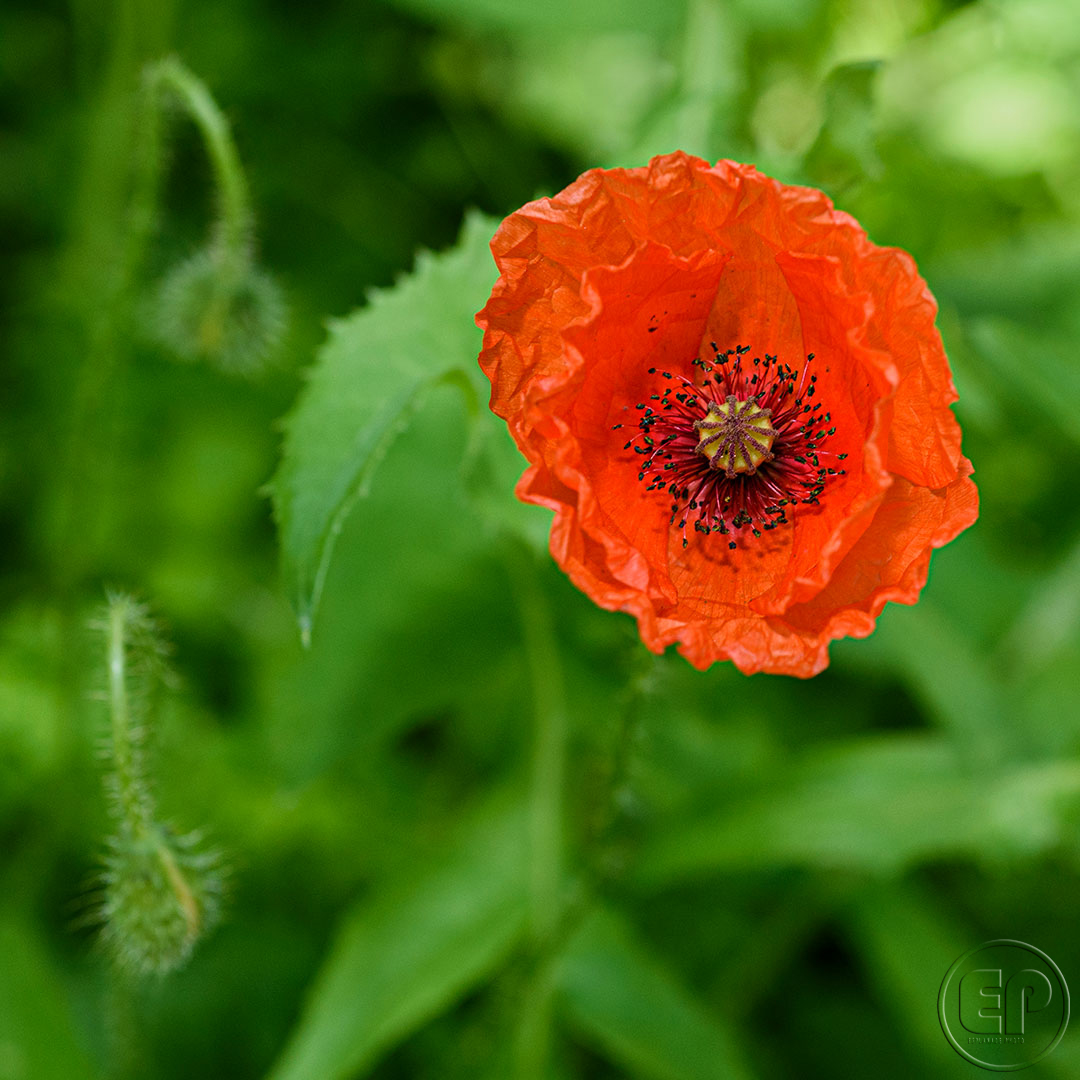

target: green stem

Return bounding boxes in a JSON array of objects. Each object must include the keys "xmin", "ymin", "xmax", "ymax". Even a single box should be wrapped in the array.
[
  {"xmin": 122, "ymin": 63, "xmax": 167, "ymax": 286},
  {"xmin": 103, "ymin": 973, "xmax": 146, "ymax": 1080},
  {"xmin": 519, "ymin": 558, "xmax": 566, "ymax": 944},
  {"xmin": 106, "ymin": 598, "xmax": 153, "ymax": 840},
  {"xmin": 57, "ymin": 56, "xmax": 254, "ymax": 590},
  {"xmin": 507, "ymin": 543, "xmax": 568, "ymax": 1078},
  {"xmin": 53, "ymin": 8, "xmax": 172, "ymax": 591},
  {"xmin": 147, "ymin": 55, "xmax": 250, "ymax": 270},
  {"xmin": 146, "ymin": 56, "xmax": 253, "ymax": 277},
  {"xmin": 511, "ymin": 956, "xmax": 558, "ymax": 1079},
  {"xmin": 590, "ymin": 650, "xmax": 654, "ymax": 875}
]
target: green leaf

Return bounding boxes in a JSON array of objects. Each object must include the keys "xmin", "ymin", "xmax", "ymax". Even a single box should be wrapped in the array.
[
  {"xmin": 472, "ymin": 35, "xmax": 674, "ymax": 162},
  {"xmin": 805, "ymin": 61, "xmax": 882, "ymax": 193},
  {"xmin": 384, "ymin": 0, "xmax": 684, "ymax": 36},
  {"xmin": 262, "ymin": 382, "xmax": 541, "ymax": 785},
  {"xmin": 271, "ymin": 211, "xmax": 499, "ymax": 640},
  {"xmin": 636, "ymin": 735, "xmax": 1080, "ymax": 885},
  {"xmin": 843, "ymin": 601, "xmax": 1016, "ymax": 765},
  {"xmin": 621, "ymin": 0, "xmax": 742, "ymax": 165},
  {"xmin": 844, "ymin": 882, "xmax": 969, "ymax": 1067},
  {"xmin": 0, "ymin": 911, "xmax": 97, "ymax": 1080},
  {"xmin": 461, "ymin": 403, "xmax": 550, "ymax": 552},
  {"xmin": 928, "ymin": 227, "xmax": 1080, "ymax": 321},
  {"xmin": 558, "ymin": 905, "xmax": 754, "ymax": 1080},
  {"xmin": 1000, "ymin": 529, "xmax": 1080, "ymax": 676},
  {"xmin": 267, "ymin": 789, "xmax": 529, "ymax": 1080},
  {"xmin": 967, "ymin": 315, "xmax": 1080, "ymax": 448}
]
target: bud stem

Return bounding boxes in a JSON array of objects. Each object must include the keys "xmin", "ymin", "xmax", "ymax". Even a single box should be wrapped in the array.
[
  {"xmin": 106, "ymin": 597, "xmax": 153, "ymax": 842},
  {"xmin": 144, "ymin": 57, "xmax": 254, "ymax": 283},
  {"xmin": 95, "ymin": 593, "xmax": 222, "ymax": 976}
]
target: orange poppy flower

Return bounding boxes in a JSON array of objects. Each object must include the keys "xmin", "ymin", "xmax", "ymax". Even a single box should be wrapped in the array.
[{"xmin": 476, "ymin": 152, "xmax": 978, "ymax": 677}]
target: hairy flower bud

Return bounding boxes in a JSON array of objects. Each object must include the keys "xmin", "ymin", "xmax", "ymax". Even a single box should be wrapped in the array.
[{"xmin": 152, "ymin": 249, "xmax": 287, "ymax": 375}]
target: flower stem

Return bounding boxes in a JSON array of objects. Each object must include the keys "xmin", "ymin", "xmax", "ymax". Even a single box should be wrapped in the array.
[
  {"xmin": 591, "ymin": 650, "xmax": 654, "ymax": 869},
  {"xmin": 518, "ymin": 555, "xmax": 566, "ymax": 944},
  {"xmin": 506, "ymin": 543, "xmax": 567, "ymax": 1077}
]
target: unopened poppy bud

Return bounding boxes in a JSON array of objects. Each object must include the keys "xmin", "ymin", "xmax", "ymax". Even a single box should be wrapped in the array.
[
  {"xmin": 102, "ymin": 829, "xmax": 221, "ymax": 976},
  {"xmin": 153, "ymin": 249, "xmax": 286, "ymax": 376},
  {"xmin": 91, "ymin": 593, "xmax": 224, "ymax": 976}
]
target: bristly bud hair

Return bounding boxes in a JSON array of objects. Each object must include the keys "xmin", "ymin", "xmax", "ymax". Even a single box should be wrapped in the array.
[{"xmin": 90, "ymin": 591, "xmax": 225, "ymax": 977}]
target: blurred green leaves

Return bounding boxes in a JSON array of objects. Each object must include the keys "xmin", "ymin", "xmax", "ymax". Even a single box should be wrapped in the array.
[
  {"xmin": 803, "ymin": 61, "xmax": 881, "ymax": 192},
  {"xmin": 559, "ymin": 906, "xmax": 754, "ymax": 1080},
  {"xmin": 638, "ymin": 735, "xmax": 1080, "ymax": 884},
  {"xmin": 0, "ymin": 914, "xmax": 97, "ymax": 1080},
  {"xmin": 387, "ymin": 0, "xmax": 683, "ymax": 36},
  {"xmin": 7, "ymin": 0, "xmax": 1080, "ymax": 1076},
  {"xmin": 268, "ymin": 792, "xmax": 530, "ymax": 1080},
  {"xmin": 266, "ymin": 791, "xmax": 765, "ymax": 1080},
  {"xmin": 878, "ymin": 0, "xmax": 1080, "ymax": 178},
  {"xmin": 968, "ymin": 317, "xmax": 1080, "ymax": 448},
  {"xmin": 844, "ymin": 883, "xmax": 967, "ymax": 1067}
]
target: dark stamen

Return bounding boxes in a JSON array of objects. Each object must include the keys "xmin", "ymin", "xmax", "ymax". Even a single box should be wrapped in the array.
[{"xmin": 627, "ymin": 345, "xmax": 844, "ymax": 549}]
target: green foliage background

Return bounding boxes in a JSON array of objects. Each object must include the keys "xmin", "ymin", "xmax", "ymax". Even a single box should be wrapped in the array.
[{"xmin": 4, "ymin": 0, "xmax": 1080, "ymax": 1076}]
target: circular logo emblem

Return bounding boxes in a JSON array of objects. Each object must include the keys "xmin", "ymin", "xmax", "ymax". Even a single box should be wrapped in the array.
[{"xmin": 939, "ymin": 939, "xmax": 1069, "ymax": 1071}]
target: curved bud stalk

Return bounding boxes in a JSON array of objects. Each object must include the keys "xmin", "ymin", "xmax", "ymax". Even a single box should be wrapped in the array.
[
  {"xmin": 91, "ymin": 593, "xmax": 224, "ymax": 976},
  {"xmin": 141, "ymin": 57, "xmax": 287, "ymax": 375}
]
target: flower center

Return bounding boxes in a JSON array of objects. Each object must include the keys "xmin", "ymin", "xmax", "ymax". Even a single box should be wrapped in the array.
[
  {"xmin": 621, "ymin": 345, "xmax": 847, "ymax": 550},
  {"xmin": 694, "ymin": 396, "xmax": 777, "ymax": 477}
]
